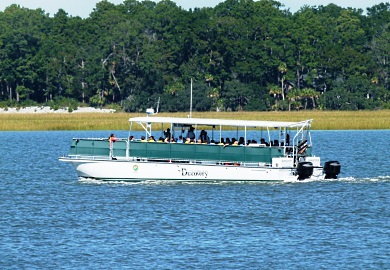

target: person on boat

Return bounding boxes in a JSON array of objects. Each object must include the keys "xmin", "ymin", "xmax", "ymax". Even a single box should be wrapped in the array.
[
  {"xmin": 176, "ymin": 135, "xmax": 184, "ymax": 143},
  {"xmin": 185, "ymin": 138, "xmax": 193, "ymax": 144},
  {"xmin": 285, "ymin": 133, "xmax": 290, "ymax": 146},
  {"xmin": 108, "ymin": 134, "xmax": 118, "ymax": 160},
  {"xmin": 164, "ymin": 137, "xmax": 175, "ymax": 143},
  {"xmin": 129, "ymin": 135, "xmax": 134, "ymax": 141},
  {"xmin": 157, "ymin": 137, "xmax": 164, "ymax": 142},
  {"xmin": 148, "ymin": 136, "xmax": 156, "ymax": 142},
  {"xmin": 217, "ymin": 138, "xmax": 225, "ymax": 145},
  {"xmin": 238, "ymin": 137, "xmax": 245, "ymax": 145},
  {"xmin": 186, "ymin": 126, "xmax": 195, "ymax": 142},
  {"xmin": 140, "ymin": 136, "xmax": 147, "ymax": 142},
  {"xmin": 164, "ymin": 128, "xmax": 171, "ymax": 141},
  {"xmin": 199, "ymin": 130, "xmax": 210, "ymax": 144},
  {"xmin": 223, "ymin": 138, "xmax": 232, "ymax": 148}
]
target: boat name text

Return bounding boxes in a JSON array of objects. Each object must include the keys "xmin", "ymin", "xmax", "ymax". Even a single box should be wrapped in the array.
[{"xmin": 181, "ymin": 168, "xmax": 208, "ymax": 178}]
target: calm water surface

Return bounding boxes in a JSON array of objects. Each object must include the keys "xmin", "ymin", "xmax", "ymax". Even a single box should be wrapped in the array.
[{"xmin": 1, "ymin": 130, "xmax": 389, "ymax": 269}]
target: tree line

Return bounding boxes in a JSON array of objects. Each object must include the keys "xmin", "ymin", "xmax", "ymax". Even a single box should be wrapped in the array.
[{"xmin": 0, "ymin": 0, "xmax": 389, "ymax": 112}]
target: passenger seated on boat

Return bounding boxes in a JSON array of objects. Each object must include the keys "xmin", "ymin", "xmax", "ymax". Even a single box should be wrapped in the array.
[
  {"xmin": 129, "ymin": 135, "xmax": 134, "ymax": 141},
  {"xmin": 141, "ymin": 136, "xmax": 147, "ymax": 142},
  {"xmin": 217, "ymin": 138, "xmax": 225, "ymax": 145},
  {"xmin": 238, "ymin": 137, "xmax": 245, "ymax": 145},
  {"xmin": 273, "ymin": 139, "xmax": 279, "ymax": 146},
  {"xmin": 223, "ymin": 138, "xmax": 232, "ymax": 148},
  {"xmin": 186, "ymin": 126, "xmax": 195, "ymax": 141},
  {"xmin": 260, "ymin": 138, "xmax": 266, "ymax": 145},
  {"xmin": 199, "ymin": 130, "xmax": 210, "ymax": 144},
  {"xmin": 157, "ymin": 137, "xmax": 164, "ymax": 142},
  {"xmin": 164, "ymin": 137, "xmax": 175, "ymax": 143},
  {"xmin": 185, "ymin": 138, "xmax": 193, "ymax": 144},
  {"xmin": 232, "ymin": 141, "xmax": 239, "ymax": 146},
  {"xmin": 148, "ymin": 136, "xmax": 156, "ymax": 142},
  {"xmin": 210, "ymin": 140, "xmax": 216, "ymax": 145},
  {"xmin": 176, "ymin": 135, "xmax": 184, "ymax": 143}
]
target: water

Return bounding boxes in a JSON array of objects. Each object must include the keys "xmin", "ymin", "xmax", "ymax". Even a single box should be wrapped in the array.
[{"xmin": 1, "ymin": 130, "xmax": 389, "ymax": 269}]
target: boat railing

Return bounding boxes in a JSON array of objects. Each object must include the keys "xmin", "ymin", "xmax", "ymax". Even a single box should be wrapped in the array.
[
  {"xmin": 68, "ymin": 138, "xmax": 311, "ymax": 164},
  {"xmin": 68, "ymin": 154, "xmax": 112, "ymax": 160},
  {"xmin": 127, "ymin": 141, "xmax": 284, "ymax": 163},
  {"xmin": 69, "ymin": 138, "xmax": 127, "ymax": 157}
]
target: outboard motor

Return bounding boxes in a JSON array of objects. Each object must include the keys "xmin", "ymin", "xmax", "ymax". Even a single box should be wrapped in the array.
[
  {"xmin": 297, "ymin": 161, "xmax": 314, "ymax": 180},
  {"xmin": 324, "ymin": 161, "xmax": 341, "ymax": 179}
]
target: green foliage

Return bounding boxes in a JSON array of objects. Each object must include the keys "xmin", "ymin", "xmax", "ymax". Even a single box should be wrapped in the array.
[{"xmin": 0, "ymin": 1, "xmax": 389, "ymax": 112}]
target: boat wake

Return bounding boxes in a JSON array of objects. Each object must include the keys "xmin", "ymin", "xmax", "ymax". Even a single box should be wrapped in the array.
[
  {"xmin": 77, "ymin": 175, "xmax": 390, "ymax": 186},
  {"xmin": 77, "ymin": 178, "xmax": 268, "ymax": 186},
  {"xmin": 337, "ymin": 175, "xmax": 390, "ymax": 183}
]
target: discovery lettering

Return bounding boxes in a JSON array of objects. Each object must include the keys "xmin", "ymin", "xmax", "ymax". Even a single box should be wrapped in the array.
[{"xmin": 181, "ymin": 168, "xmax": 208, "ymax": 178}]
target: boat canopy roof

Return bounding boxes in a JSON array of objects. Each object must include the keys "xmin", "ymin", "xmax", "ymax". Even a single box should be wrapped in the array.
[{"xmin": 129, "ymin": 116, "xmax": 312, "ymax": 129}]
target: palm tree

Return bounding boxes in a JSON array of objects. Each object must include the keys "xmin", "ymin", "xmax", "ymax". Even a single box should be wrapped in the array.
[
  {"xmin": 301, "ymin": 88, "xmax": 319, "ymax": 110},
  {"xmin": 286, "ymin": 88, "xmax": 302, "ymax": 111},
  {"xmin": 165, "ymin": 82, "xmax": 184, "ymax": 96},
  {"xmin": 268, "ymin": 84, "xmax": 283, "ymax": 111},
  {"xmin": 278, "ymin": 63, "xmax": 288, "ymax": 100},
  {"xmin": 207, "ymin": 87, "xmax": 220, "ymax": 111},
  {"xmin": 205, "ymin": 74, "xmax": 214, "ymax": 88}
]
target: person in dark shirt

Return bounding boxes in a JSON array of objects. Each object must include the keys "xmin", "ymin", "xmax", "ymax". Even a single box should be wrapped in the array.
[{"xmin": 186, "ymin": 126, "xmax": 195, "ymax": 142}]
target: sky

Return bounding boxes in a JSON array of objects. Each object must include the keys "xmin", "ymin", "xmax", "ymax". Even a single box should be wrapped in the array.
[{"xmin": 0, "ymin": 0, "xmax": 386, "ymax": 18}]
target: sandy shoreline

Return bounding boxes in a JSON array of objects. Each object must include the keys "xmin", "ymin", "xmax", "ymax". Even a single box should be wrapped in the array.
[{"xmin": 0, "ymin": 106, "xmax": 116, "ymax": 114}]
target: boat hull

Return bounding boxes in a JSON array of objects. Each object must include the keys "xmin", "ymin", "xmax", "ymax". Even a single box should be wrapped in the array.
[{"xmin": 59, "ymin": 157, "xmax": 324, "ymax": 182}]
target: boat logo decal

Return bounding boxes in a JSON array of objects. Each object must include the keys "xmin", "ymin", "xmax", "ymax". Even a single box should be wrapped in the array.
[
  {"xmin": 181, "ymin": 168, "xmax": 208, "ymax": 178},
  {"xmin": 133, "ymin": 165, "xmax": 138, "ymax": 171}
]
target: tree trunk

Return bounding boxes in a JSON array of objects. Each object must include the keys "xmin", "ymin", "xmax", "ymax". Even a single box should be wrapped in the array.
[
  {"xmin": 296, "ymin": 51, "xmax": 301, "ymax": 89},
  {"xmin": 7, "ymin": 84, "xmax": 12, "ymax": 101}
]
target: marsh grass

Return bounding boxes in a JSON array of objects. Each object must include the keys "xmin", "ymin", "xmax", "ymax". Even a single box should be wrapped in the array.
[{"xmin": 0, "ymin": 110, "xmax": 389, "ymax": 131}]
